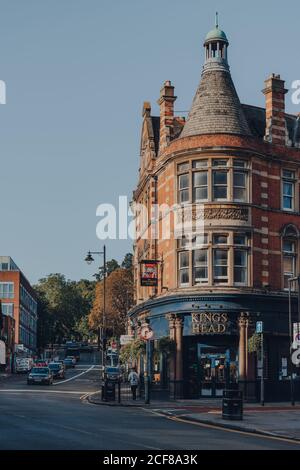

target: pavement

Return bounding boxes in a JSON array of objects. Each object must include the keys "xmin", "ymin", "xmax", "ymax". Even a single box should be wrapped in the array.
[
  {"xmin": 1, "ymin": 367, "xmax": 300, "ymax": 449},
  {"xmin": 89, "ymin": 391, "xmax": 300, "ymax": 441}
]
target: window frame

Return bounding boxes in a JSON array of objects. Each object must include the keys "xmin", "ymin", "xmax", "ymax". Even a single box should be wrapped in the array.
[
  {"xmin": 176, "ymin": 157, "xmax": 249, "ymax": 204},
  {"xmin": 177, "ymin": 231, "xmax": 250, "ymax": 288},
  {"xmin": 282, "ymin": 169, "xmax": 296, "ymax": 212}
]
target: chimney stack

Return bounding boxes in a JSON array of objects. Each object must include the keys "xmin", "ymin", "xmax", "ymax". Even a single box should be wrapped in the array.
[
  {"xmin": 157, "ymin": 81, "xmax": 177, "ymax": 153},
  {"xmin": 263, "ymin": 74, "xmax": 288, "ymax": 145},
  {"xmin": 143, "ymin": 101, "xmax": 151, "ymax": 118}
]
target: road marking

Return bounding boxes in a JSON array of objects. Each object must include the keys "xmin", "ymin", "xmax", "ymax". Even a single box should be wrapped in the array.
[
  {"xmin": 52, "ymin": 365, "xmax": 95, "ymax": 385},
  {"xmin": 0, "ymin": 389, "xmax": 89, "ymax": 395},
  {"xmin": 80, "ymin": 389, "xmax": 101, "ymax": 401}
]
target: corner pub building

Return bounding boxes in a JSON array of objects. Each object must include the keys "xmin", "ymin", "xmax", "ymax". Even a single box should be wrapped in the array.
[{"xmin": 128, "ymin": 20, "xmax": 300, "ymax": 402}]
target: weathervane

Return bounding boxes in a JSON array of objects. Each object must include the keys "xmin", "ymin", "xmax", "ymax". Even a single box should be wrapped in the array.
[{"xmin": 215, "ymin": 11, "xmax": 219, "ymax": 28}]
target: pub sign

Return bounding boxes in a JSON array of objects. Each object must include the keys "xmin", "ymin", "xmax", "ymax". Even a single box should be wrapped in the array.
[{"xmin": 140, "ymin": 260, "xmax": 158, "ymax": 287}]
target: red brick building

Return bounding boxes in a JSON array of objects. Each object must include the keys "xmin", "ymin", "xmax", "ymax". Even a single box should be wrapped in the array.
[
  {"xmin": 129, "ymin": 21, "xmax": 300, "ymax": 401},
  {"xmin": 0, "ymin": 257, "xmax": 37, "ymax": 368}
]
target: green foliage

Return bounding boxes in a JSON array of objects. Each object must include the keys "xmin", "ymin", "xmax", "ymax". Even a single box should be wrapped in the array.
[
  {"xmin": 122, "ymin": 253, "xmax": 133, "ymax": 269},
  {"xmin": 156, "ymin": 336, "xmax": 176, "ymax": 355},
  {"xmin": 119, "ymin": 339, "xmax": 146, "ymax": 364},
  {"xmin": 35, "ymin": 274, "xmax": 96, "ymax": 348},
  {"xmin": 248, "ymin": 333, "xmax": 262, "ymax": 353}
]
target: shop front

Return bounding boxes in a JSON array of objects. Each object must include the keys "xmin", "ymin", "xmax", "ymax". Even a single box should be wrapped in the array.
[{"xmin": 129, "ymin": 292, "xmax": 296, "ymax": 402}]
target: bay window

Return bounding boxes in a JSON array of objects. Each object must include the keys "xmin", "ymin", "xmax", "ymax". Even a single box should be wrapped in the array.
[
  {"xmin": 178, "ymin": 157, "xmax": 249, "ymax": 204},
  {"xmin": 178, "ymin": 231, "xmax": 249, "ymax": 287}
]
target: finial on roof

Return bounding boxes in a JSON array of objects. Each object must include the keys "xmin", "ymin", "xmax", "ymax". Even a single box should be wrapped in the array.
[{"xmin": 215, "ymin": 11, "xmax": 219, "ymax": 28}]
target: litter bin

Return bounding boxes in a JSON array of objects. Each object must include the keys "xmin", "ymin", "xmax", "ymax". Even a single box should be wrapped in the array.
[
  {"xmin": 101, "ymin": 380, "xmax": 116, "ymax": 402},
  {"xmin": 222, "ymin": 389, "xmax": 243, "ymax": 420}
]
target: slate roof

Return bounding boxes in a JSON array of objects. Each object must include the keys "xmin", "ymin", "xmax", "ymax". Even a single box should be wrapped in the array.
[
  {"xmin": 150, "ymin": 104, "xmax": 300, "ymax": 152},
  {"xmin": 151, "ymin": 116, "xmax": 160, "ymax": 155},
  {"xmin": 180, "ymin": 69, "xmax": 252, "ymax": 138},
  {"xmin": 242, "ymin": 104, "xmax": 300, "ymax": 147}
]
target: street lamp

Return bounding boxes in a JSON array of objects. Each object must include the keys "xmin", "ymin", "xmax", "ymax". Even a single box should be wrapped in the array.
[{"xmin": 85, "ymin": 245, "xmax": 107, "ymax": 373}]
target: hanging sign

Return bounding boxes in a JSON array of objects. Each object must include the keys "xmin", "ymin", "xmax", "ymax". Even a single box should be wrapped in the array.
[{"xmin": 140, "ymin": 260, "xmax": 158, "ymax": 287}]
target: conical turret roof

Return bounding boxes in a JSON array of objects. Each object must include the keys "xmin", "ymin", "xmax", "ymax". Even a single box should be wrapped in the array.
[{"xmin": 181, "ymin": 23, "xmax": 251, "ymax": 138}]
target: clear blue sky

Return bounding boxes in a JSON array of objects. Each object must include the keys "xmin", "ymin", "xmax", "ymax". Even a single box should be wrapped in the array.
[{"xmin": 0, "ymin": 0, "xmax": 299, "ymax": 284}]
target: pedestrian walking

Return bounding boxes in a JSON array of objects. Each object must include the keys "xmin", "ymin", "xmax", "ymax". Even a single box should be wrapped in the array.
[{"xmin": 128, "ymin": 368, "xmax": 139, "ymax": 400}]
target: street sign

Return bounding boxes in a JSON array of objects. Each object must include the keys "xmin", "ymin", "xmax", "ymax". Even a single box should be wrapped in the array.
[
  {"xmin": 0, "ymin": 340, "xmax": 6, "ymax": 365},
  {"xmin": 120, "ymin": 335, "xmax": 134, "ymax": 346},
  {"xmin": 140, "ymin": 325, "xmax": 154, "ymax": 341},
  {"xmin": 293, "ymin": 322, "xmax": 300, "ymax": 349},
  {"xmin": 256, "ymin": 321, "xmax": 263, "ymax": 334},
  {"xmin": 111, "ymin": 341, "xmax": 117, "ymax": 350}
]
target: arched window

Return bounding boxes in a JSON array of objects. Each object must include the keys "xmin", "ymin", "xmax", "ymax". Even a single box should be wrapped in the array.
[{"xmin": 282, "ymin": 225, "xmax": 299, "ymax": 290}]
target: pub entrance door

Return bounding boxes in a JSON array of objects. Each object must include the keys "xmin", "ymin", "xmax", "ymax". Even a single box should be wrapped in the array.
[{"xmin": 198, "ymin": 344, "xmax": 234, "ymax": 397}]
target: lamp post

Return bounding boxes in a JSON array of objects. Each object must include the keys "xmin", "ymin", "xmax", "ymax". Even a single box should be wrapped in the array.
[{"xmin": 85, "ymin": 245, "xmax": 107, "ymax": 372}]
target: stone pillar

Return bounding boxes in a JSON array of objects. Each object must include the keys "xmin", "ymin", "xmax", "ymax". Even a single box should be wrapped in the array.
[
  {"xmin": 166, "ymin": 314, "xmax": 176, "ymax": 398},
  {"xmin": 175, "ymin": 315, "xmax": 184, "ymax": 399},
  {"xmin": 238, "ymin": 313, "xmax": 248, "ymax": 381}
]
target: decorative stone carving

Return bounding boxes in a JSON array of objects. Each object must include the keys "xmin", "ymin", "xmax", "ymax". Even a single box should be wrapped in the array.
[{"xmin": 176, "ymin": 206, "xmax": 249, "ymax": 223}]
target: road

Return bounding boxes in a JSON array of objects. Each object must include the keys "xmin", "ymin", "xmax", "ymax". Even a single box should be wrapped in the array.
[{"xmin": 0, "ymin": 365, "xmax": 299, "ymax": 450}]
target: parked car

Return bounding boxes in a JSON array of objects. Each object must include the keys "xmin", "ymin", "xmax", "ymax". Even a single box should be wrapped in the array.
[
  {"xmin": 66, "ymin": 355, "xmax": 76, "ymax": 365},
  {"xmin": 48, "ymin": 362, "xmax": 65, "ymax": 379},
  {"xmin": 104, "ymin": 366, "xmax": 122, "ymax": 382},
  {"xmin": 64, "ymin": 357, "xmax": 75, "ymax": 368},
  {"xmin": 55, "ymin": 360, "xmax": 66, "ymax": 370},
  {"xmin": 27, "ymin": 367, "xmax": 53, "ymax": 385}
]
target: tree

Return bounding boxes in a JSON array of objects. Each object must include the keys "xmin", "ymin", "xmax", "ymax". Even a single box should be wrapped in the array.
[
  {"xmin": 122, "ymin": 253, "xmax": 133, "ymax": 269},
  {"xmin": 93, "ymin": 258, "xmax": 120, "ymax": 281},
  {"xmin": 88, "ymin": 259, "xmax": 134, "ymax": 337},
  {"xmin": 35, "ymin": 274, "xmax": 96, "ymax": 348}
]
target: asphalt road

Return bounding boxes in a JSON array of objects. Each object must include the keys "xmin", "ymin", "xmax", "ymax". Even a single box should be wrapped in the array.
[{"xmin": 0, "ymin": 366, "xmax": 299, "ymax": 450}]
